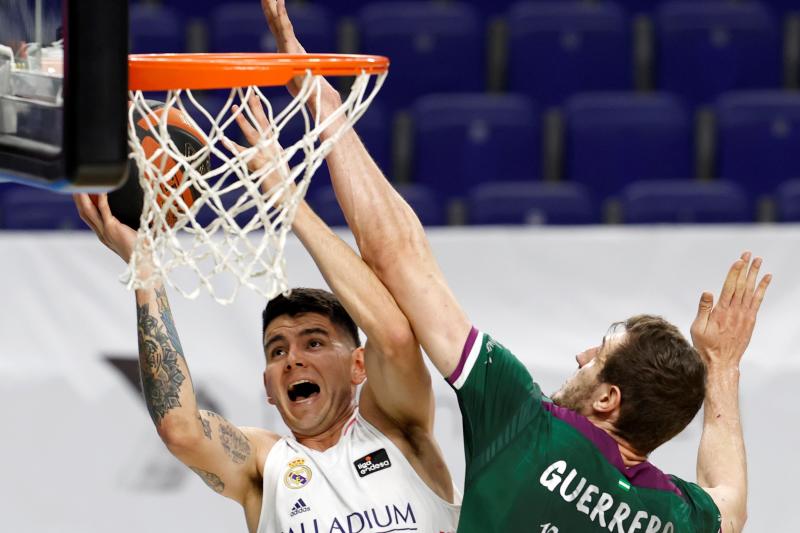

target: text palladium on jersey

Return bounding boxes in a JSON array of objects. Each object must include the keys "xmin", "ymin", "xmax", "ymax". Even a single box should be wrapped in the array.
[{"xmin": 540, "ymin": 460, "xmax": 676, "ymax": 532}]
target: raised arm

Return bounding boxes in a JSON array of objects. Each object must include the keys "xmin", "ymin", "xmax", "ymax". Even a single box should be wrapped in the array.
[
  {"xmin": 262, "ymin": 0, "xmax": 471, "ymax": 378},
  {"xmin": 74, "ymin": 194, "xmax": 271, "ymax": 511},
  {"xmin": 690, "ymin": 252, "xmax": 771, "ymax": 533},
  {"xmin": 231, "ymin": 95, "xmax": 435, "ymax": 433}
]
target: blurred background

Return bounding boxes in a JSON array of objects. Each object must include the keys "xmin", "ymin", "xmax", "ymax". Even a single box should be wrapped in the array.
[
  {"xmin": 4, "ymin": 0, "xmax": 800, "ymax": 227},
  {"xmin": 1, "ymin": 1, "xmax": 799, "ymax": 532}
]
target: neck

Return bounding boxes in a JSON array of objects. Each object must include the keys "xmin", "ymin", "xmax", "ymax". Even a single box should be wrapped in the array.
[
  {"xmin": 293, "ymin": 403, "xmax": 356, "ymax": 451},
  {"xmin": 589, "ymin": 416, "xmax": 648, "ymax": 467}
]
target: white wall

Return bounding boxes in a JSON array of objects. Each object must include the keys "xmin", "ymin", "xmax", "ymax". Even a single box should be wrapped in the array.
[{"xmin": 1, "ymin": 226, "xmax": 797, "ymax": 532}]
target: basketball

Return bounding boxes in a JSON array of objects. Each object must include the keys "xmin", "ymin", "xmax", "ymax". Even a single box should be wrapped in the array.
[{"xmin": 108, "ymin": 100, "xmax": 208, "ymax": 230}]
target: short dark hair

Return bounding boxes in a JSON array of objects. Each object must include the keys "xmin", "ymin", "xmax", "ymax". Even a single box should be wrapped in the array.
[
  {"xmin": 262, "ymin": 288, "xmax": 361, "ymax": 348},
  {"xmin": 599, "ymin": 315, "xmax": 706, "ymax": 455}
]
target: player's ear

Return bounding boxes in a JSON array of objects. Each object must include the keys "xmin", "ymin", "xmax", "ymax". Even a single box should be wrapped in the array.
[
  {"xmin": 350, "ymin": 347, "xmax": 366, "ymax": 385},
  {"xmin": 592, "ymin": 383, "xmax": 621, "ymax": 416}
]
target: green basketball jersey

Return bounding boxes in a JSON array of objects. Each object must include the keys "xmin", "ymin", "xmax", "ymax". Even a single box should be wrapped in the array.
[{"xmin": 448, "ymin": 328, "xmax": 721, "ymax": 533}]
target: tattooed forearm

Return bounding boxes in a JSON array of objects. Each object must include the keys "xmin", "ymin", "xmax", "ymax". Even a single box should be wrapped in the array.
[
  {"xmin": 219, "ymin": 419, "xmax": 251, "ymax": 464},
  {"xmin": 137, "ymin": 289, "xmax": 188, "ymax": 425},
  {"xmin": 190, "ymin": 467, "xmax": 225, "ymax": 493},
  {"xmin": 199, "ymin": 415, "xmax": 212, "ymax": 440}
]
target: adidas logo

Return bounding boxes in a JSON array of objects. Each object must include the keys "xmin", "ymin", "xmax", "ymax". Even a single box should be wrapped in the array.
[{"xmin": 290, "ymin": 498, "xmax": 311, "ymax": 517}]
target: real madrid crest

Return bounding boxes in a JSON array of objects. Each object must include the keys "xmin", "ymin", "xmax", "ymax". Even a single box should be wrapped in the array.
[{"xmin": 284, "ymin": 457, "xmax": 312, "ymax": 489}]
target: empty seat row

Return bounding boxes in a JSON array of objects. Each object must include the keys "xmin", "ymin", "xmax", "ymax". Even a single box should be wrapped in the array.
[
  {"xmin": 156, "ymin": 0, "xmax": 800, "ymax": 19},
  {"xmin": 133, "ymin": 1, "xmax": 798, "ymax": 110},
  {"xmin": 4, "ymin": 178, "xmax": 800, "ymax": 229},
  {"xmin": 299, "ymin": 179, "xmax": 800, "ymax": 225},
  {"xmin": 188, "ymin": 89, "xmax": 800, "ymax": 204}
]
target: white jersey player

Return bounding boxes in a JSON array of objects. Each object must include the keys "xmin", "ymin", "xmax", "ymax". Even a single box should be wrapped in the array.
[{"xmin": 259, "ymin": 409, "xmax": 458, "ymax": 533}]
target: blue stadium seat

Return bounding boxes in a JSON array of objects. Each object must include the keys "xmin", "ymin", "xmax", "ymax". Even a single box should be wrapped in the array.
[
  {"xmin": 621, "ymin": 180, "xmax": 751, "ymax": 223},
  {"xmin": 260, "ymin": 94, "xmax": 392, "ymax": 195},
  {"xmin": 209, "ymin": 3, "xmax": 335, "ymax": 53},
  {"xmin": 716, "ymin": 91, "xmax": 800, "ymax": 197},
  {"xmin": 412, "ymin": 94, "xmax": 540, "ymax": 201},
  {"xmin": 358, "ymin": 2, "xmax": 483, "ymax": 110},
  {"xmin": 310, "ymin": 184, "xmax": 444, "ymax": 226},
  {"xmin": 311, "ymin": 0, "xmax": 376, "ymax": 16},
  {"xmin": 130, "ymin": 4, "xmax": 185, "ymax": 54},
  {"xmin": 613, "ymin": 0, "xmax": 654, "ymax": 15},
  {"xmin": 766, "ymin": 0, "xmax": 800, "ymax": 17},
  {"xmin": 467, "ymin": 182, "xmax": 597, "ymax": 225},
  {"xmin": 161, "ymin": 0, "xmax": 219, "ymax": 16},
  {"xmin": 0, "ymin": 186, "xmax": 86, "ymax": 230},
  {"xmin": 655, "ymin": 1, "xmax": 781, "ymax": 107},
  {"xmin": 775, "ymin": 179, "xmax": 800, "ymax": 221},
  {"xmin": 507, "ymin": 2, "xmax": 632, "ymax": 107},
  {"xmin": 564, "ymin": 92, "xmax": 692, "ymax": 200}
]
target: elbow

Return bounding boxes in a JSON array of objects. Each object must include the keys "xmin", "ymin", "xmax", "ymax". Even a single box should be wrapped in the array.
[
  {"xmin": 380, "ymin": 325, "xmax": 418, "ymax": 361},
  {"xmin": 357, "ymin": 208, "xmax": 427, "ymax": 270},
  {"xmin": 365, "ymin": 234, "xmax": 429, "ymax": 281},
  {"xmin": 156, "ymin": 415, "xmax": 204, "ymax": 454}
]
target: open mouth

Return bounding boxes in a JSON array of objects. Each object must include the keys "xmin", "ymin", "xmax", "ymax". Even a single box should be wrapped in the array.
[{"xmin": 287, "ymin": 380, "xmax": 321, "ymax": 402}]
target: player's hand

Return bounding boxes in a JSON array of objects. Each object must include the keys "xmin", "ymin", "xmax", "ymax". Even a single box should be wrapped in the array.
[
  {"xmin": 226, "ymin": 92, "xmax": 296, "ymax": 205},
  {"xmin": 73, "ymin": 193, "xmax": 138, "ymax": 263},
  {"xmin": 690, "ymin": 252, "xmax": 772, "ymax": 371},
  {"xmin": 262, "ymin": 0, "xmax": 307, "ymax": 97}
]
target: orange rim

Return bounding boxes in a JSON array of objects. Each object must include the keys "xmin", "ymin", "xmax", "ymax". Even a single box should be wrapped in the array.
[{"xmin": 129, "ymin": 53, "xmax": 390, "ymax": 91}]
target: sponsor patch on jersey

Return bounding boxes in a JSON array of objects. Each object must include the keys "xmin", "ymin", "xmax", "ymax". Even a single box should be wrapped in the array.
[
  {"xmin": 353, "ymin": 448, "xmax": 392, "ymax": 478},
  {"xmin": 284, "ymin": 458, "xmax": 312, "ymax": 489},
  {"xmin": 290, "ymin": 498, "xmax": 311, "ymax": 517}
]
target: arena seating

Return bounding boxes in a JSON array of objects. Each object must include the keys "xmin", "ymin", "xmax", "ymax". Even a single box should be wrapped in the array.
[
  {"xmin": 7, "ymin": 0, "xmax": 800, "ymax": 228},
  {"xmin": 620, "ymin": 180, "xmax": 751, "ymax": 223},
  {"xmin": 208, "ymin": 2, "xmax": 335, "ymax": 53},
  {"xmin": 357, "ymin": 2, "xmax": 484, "ymax": 110},
  {"xmin": 411, "ymin": 94, "xmax": 541, "ymax": 201},
  {"xmin": 775, "ymin": 179, "xmax": 800, "ymax": 221},
  {"xmin": 655, "ymin": 1, "xmax": 781, "ymax": 107},
  {"xmin": 715, "ymin": 91, "xmax": 800, "ymax": 198},
  {"xmin": 563, "ymin": 92, "xmax": 692, "ymax": 200},
  {"xmin": 0, "ymin": 187, "xmax": 86, "ymax": 229},
  {"xmin": 466, "ymin": 182, "xmax": 597, "ymax": 225},
  {"xmin": 310, "ymin": 184, "xmax": 444, "ymax": 226},
  {"xmin": 507, "ymin": 1, "xmax": 632, "ymax": 107},
  {"xmin": 129, "ymin": 3, "xmax": 185, "ymax": 53}
]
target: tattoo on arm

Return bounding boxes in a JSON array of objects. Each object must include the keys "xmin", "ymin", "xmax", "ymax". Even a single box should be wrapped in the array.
[
  {"xmin": 190, "ymin": 467, "xmax": 225, "ymax": 493},
  {"xmin": 219, "ymin": 419, "xmax": 252, "ymax": 464},
  {"xmin": 199, "ymin": 415, "xmax": 212, "ymax": 440},
  {"xmin": 137, "ymin": 287, "xmax": 188, "ymax": 425}
]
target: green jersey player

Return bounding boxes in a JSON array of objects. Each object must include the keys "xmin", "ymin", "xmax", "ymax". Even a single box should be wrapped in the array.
[
  {"xmin": 449, "ymin": 323, "xmax": 720, "ymax": 532},
  {"xmin": 261, "ymin": 2, "xmax": 771, "ymax": 532}
]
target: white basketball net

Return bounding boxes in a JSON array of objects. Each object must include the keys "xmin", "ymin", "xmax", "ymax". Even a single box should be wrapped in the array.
[{"xmin": 126, "ymin": 69, "xmax": 386, "ymax": 304}]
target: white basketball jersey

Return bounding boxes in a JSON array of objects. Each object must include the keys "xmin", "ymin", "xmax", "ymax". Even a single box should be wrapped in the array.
[{"xmin": 256, "ymin": 409, "xmax": 460, "ymax": 533}]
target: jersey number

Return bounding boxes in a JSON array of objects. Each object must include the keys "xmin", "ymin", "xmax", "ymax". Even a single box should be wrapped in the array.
[{"xmin": 539, "ymin": 524, "xmax": 559, "ymax": 533}]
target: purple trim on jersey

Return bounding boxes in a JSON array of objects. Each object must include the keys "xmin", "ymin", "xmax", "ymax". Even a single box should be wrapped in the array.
[
  {"xmin": 542, "ymin": 402, "xmax": 684, "ymax": 498},
  {"xmin": 447, "ymin": 326, "xmax": 479, "ymax": 385}
]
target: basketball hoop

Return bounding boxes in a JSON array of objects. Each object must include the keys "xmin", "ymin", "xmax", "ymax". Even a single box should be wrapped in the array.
[{"xmin": 125, "ymin": 53, "xmax": 389, "ymax": 304}]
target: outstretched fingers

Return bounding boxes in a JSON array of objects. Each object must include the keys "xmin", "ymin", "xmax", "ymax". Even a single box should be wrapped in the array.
[
  {"xmin": 742, "ymin": 256, "xmax": 763, "ymax": 307},
  {"xmin": 73, "ymin": 193, "xmax": 102, "ymax": 234},
  {"xmin": 95, "ymin": 193, "xmax": 115, "ymax": 226},
  {"xmin": 718, "ymin": 259, "xmax": 746, "ymax": 308},
  {"xmin": 232, "ymin": 104, "xmax": 260, "ymax": 147},
  {"xmin": 732, "ymin": 251, "xmax": 751, "ymax": 304},
  {"xmin": 233, "ymin": 93, "xmax": 274, "ymax": 146},
  {"xmin": 751, "ymin": 273, "xmax": 773, "ymax": 312}
]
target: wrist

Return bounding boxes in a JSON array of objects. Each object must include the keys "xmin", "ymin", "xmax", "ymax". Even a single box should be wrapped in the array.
[
  {"xmin": 306, "ymin": 85, "xmax": 343, "ymax": 117},
  {"xmin": 705, "ymin": 361, "xmax": 741, "ymax": 377}
]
